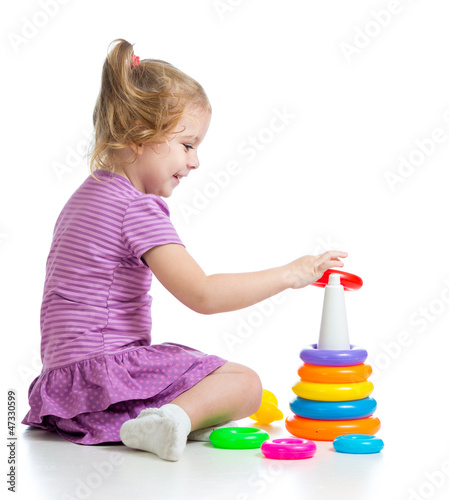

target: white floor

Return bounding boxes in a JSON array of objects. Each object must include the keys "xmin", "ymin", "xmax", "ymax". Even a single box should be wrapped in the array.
[{"xmin": 15, "ymin": 406, "xmax": 449, "ymax": 500}]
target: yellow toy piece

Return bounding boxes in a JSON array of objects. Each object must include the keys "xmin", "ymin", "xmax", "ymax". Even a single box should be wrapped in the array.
[
  {"xmin": 249, "ymin": 389, "xmax": 284, "ymax": 425},
  {"xmin": 292, "ymin": 380, "xmax": 374, "ymax": 402}
]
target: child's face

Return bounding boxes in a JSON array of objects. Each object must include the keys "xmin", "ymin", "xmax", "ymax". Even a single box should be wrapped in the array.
[{"xmin": 129, "ymin": 106, "xmax": 211, "ymax": 197}]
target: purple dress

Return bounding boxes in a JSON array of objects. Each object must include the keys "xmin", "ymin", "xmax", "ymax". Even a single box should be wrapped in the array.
[{"xmin": 22, "ymin": 169, "xmax": 226, "ymax": 444}]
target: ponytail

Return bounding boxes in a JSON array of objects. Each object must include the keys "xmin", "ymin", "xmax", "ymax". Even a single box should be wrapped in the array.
[{"xmin": 89, "ymin": 39, "xmax": 210, "ymax": 177}]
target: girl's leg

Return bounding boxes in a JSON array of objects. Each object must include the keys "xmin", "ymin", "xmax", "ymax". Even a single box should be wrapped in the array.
[
  {"xmin": 169, "ymin": 361, "xmax": 263, "ymax": 431},
  {"xmin": 120, "ymin": 361, "xmax": 262, "ymax": 461}
]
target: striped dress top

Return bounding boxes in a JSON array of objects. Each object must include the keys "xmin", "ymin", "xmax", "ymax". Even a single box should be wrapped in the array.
[
  {"xmin": 40, "ymin": 168, "xmax": 182, "ymax": 370},
  {"xmin": 22, "ymin": 169, "xmax": 226, "ymax": 444}
]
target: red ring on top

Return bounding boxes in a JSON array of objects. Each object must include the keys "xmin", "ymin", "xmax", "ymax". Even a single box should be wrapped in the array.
[{"xmin": 312, "ymin": 270, "xmax": 363, "ymax": 291}]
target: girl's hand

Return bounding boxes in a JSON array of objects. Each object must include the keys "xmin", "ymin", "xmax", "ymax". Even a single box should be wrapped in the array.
[
  {"xmin": 144, "ymin": 244, "xmax": 347, "ymax": 314},
  {"xmin": 284, "ymin": 251, "xmax": 348, "ymax": 289}
]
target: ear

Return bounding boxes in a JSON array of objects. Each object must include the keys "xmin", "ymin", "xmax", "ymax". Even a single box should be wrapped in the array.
[
  {"xmin": 130, "ymin": 120, "xmax": 146, "ymax": 155},
  {"xmin": 129, "ymin": 143, "xmax": 144, "ymax": 156}
]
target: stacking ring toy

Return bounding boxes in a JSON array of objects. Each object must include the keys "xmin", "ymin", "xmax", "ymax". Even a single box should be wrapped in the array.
[
  {"xmin": 285, "ymin": 415, "xmax": 381, "ymax": 441},
  {"xmin": 290, "ymin": 397, "xmax": 377, "ymax": 420},
  {"xmin": 300, "ymin": 345, "xmax": 368, "ymax": 367},
  {"xmin": 312, "ymin": 270, "xmax": 363, "ymax": 291},
  {"xmin": 261, "ymin": 438, "xmax": 317, "ymax": 460},
  {"xmin": 333, "ymin": 434, "xmax": 384, "ymax": 454},
  {"xmin": 209, "ymin": 427, "xmax": 269, "ymax": 449},
  {"xmin": 298, "ymin": 363, "xmax": 372, "ymax": 384},
  {"xmin": 292, "ymin": 380, "xmax": 374, "ymax": 402}
]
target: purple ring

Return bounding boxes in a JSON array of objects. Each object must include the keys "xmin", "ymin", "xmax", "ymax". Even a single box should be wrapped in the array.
[{"xmin": 299, "ymin": 344, "xmax": 368, "ymax": 366}]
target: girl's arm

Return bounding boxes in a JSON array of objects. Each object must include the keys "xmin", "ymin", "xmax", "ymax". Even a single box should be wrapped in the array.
[{"xmin": 143, "ymin": 244, "xmax": 347, "ymax": 315}]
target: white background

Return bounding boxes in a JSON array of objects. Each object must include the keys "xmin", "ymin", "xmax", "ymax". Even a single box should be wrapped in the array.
[{"xmin": 2, "ymin": 1, "xmax": 449, "ymax": 499}]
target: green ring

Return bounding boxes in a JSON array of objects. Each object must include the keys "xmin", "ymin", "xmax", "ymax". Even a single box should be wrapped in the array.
[{"xmin": 209, "ymin": 427, "xmax": 270, "ymax": 449}]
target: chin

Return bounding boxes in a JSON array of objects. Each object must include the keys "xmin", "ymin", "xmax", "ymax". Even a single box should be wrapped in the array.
[{"xmin": 146, "ymin": 186, "xmax": 171, "ymax": 197}]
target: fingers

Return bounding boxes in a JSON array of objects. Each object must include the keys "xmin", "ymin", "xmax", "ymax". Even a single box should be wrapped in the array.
[
  {"xmin": 317, "ymin": 250, "xmax": 348, "ymax": 272},
  {"xmin": 319, "ymin": 250, "xmax": 348, "ymax": 261},
  {"xmin": 327, "ymin": 260, "xmax": 344, "ymax": 268},
  {"xmin": 318, "ymin": 260, "xmax": 343, "ymax": 274}
]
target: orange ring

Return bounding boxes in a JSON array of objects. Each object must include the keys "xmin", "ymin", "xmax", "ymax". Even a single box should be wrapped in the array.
[
  {"xmin": 297, "ymin": 363, "xmax": 373, "ymax": 384},
  {"xmin": 285, "ymin": 415, "xmax": 381, "ymax": 441}
]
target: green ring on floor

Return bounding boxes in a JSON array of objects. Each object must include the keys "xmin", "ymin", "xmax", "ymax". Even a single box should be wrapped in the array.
[{"xmin": 209, "ymin": 427, "xmax": 269, "ymax": 449}]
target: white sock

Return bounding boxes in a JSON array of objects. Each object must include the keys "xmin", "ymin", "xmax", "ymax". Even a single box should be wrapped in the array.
[
  {"xmin": 120, "ymin": 404, "xmax": 191, "ymax": 461},
  {"xmin": 188, "ymin": 420, "xmax": 239, "ymax": 442}
]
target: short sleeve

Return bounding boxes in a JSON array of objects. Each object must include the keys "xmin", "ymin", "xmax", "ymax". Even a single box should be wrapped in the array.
[{"xmin": 122, "ymin": 195, "xmax": 184, "ymax": 259}]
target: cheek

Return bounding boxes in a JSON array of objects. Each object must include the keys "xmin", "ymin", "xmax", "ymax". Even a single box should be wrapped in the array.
[{"xmin": 146, "ymin": 161, "xmax": 171, "ymax": 182}]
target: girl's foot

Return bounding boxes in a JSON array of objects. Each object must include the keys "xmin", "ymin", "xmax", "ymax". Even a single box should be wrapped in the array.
[{"xmin": 120, "ymin": 404, "xmax": 191, "ymax": 461}]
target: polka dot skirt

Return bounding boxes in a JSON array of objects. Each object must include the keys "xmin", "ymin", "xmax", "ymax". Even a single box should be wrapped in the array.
[{"xmin": 22, "ymin": 343, "xmax": 227, "ymax": 445}]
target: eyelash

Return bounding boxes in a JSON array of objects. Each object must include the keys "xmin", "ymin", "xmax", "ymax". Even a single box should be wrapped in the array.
[{"xmin": 183, "ymin": 144, "xmax": 194, "ymax": 151}]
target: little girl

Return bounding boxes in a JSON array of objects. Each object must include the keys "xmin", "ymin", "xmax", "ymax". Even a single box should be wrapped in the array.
[{"xmin": 22, "ymin": 39, "xmax": 347, "ymax": 461}]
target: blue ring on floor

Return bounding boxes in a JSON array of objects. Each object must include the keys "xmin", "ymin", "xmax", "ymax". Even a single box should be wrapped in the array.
[
  {"xmin": 333, "ymin": 434, "xmax": 384, "ymax": 454},
  {"xmin": 290, "ymin": 397, "xmax": 377, "ymax": 420},
  {"xmin": 299, "ymin": 344, "xmax": 368, "ymax": 366}
]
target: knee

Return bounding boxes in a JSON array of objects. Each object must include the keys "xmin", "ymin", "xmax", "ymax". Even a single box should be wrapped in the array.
[
  {"xmin": 215, "ymin": 361, "xmax": 263, "ymax": 418},
  {"xmin": 241, "ymin": 366, "xmax": 263, "ymax": 416}
]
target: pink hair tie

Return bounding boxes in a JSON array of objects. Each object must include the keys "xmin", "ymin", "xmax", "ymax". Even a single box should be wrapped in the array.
[{"xmin": 131, "ymin": 55, "xmax": 140, "ymax": 68}]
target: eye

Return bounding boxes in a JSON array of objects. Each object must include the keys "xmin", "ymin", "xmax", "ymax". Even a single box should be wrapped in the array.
[{"xmin": 183, "ymin": 144, "xmax": 194, "ymax": 151}]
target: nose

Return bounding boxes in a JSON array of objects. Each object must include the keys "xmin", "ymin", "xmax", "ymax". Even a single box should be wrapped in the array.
[{"xmin": 187, "ymin": 153, "xmax": 200, "ymax": 170}]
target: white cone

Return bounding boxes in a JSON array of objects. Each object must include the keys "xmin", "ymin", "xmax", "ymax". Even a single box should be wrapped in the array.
[{"xmin": 317, "ymin": 273, "xmax": 351, "ymax": 350}]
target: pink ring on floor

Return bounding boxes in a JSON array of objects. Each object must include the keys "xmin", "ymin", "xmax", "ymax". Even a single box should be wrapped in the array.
[{"xmin": 261, "ymin": 438, "xmax": 317, "ymax": 460}]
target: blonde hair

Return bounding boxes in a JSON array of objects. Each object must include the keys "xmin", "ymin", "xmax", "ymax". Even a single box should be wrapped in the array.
[{"xmin": 89, "ymin": 38, "xmax": 210, "ymax": 179}]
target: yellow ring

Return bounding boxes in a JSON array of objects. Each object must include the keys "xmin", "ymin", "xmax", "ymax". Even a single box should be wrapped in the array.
[{"xmin": 292, "ymin": 380, "xmax": 374, "ymax": 402}]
